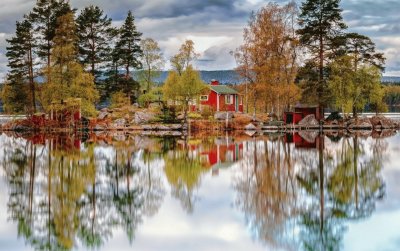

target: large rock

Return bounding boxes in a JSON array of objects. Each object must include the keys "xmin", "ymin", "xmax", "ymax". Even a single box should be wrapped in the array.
[
  {"xmin": 214, "ymin": 112, "xmax": 233, "ymax": 120},
  {"xmin": 298, "ymin": 115, "xmax": 319, "ymax": 126},
  {"xmin": 94, "ymin": 124, "xmax": 107, "ymax": 131},
  {"xmin": 134, "ymin": 111, "xmax": 155, "ymax": 124},
  {"xmin": 370, "ymin": 115, "xmax": 397, "ymax": 129},
  {"xmin": 169, "ymin": 124, "xmax": 183, "ymax": 130},
  {"xmin": 244, "ymin": 123, "xmax": 257, "ymax": 131},
  {"xmin": 299, "ymin": 131, "xmax": 319, "ymax": 143},
  {"xmin": 347, "ymin": 117, "xmax": 372, "ymax": 129},
  {"xmin": 98, "ymin": 111, "xmax": 109, "ymax": 120},
  {"xmin": 113, "ymin": 118, "xmax": 126, "ymax": 127}
]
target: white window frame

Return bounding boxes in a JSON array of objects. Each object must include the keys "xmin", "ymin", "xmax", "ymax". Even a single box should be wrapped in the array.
[
  {"xmin": 200, "ymin": 95, "xmax": 209, "ymax": 101},
  {"xmin": 225, "ymin": 95, "xmax": 233, "ymax": 104}
]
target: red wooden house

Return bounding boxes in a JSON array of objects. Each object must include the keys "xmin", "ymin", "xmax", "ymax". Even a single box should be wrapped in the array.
[{"xmin": 197, "ymin": 80, "xmax": 243, "ymax": 112}]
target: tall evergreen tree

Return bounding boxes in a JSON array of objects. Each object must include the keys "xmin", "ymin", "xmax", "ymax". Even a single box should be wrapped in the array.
[
  {"xmin": 76, "ymin": 5, "xmax": 113, "ymax": 84},
  {"xmin": 5, "ymin": 19, "xmax": 36, "ymax": 113},
  {"xmin": 112, "ymin": 10, "xmax": 143, "ymax": 101},
  {"xmin": 342, "ymin": 33, "xmax": 385, "ymax": 71},
  {"xmin": 297, "ymin": 0, "xmax": 347, "ymax": 106},
  {"xmin": 116, "ymin": 10, "xmax": 143, "ymax": 79},
  {"xmin": 28, "ymin": 0, "xmax": 72, "ymax": 79}
]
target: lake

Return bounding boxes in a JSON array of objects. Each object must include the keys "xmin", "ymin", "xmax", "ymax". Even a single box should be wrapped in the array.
[{"xmin": 0, "ymin": 130, "xmax": 399, "ymax": 251}]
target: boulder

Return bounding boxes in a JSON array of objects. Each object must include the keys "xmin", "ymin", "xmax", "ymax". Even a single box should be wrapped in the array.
[
  {"xmin": 12, "ymin": 124, "xmax": 32, "ymax": 132},
  {"xmin": 244, "ymin": 123, "xmax": 257, "ymax": 131},
  {"xmin": 169, "ymin": 124, "xmax": 183, "ymax": 130},
  {"xmin": 157, "ymin": 125, "xmax": 171, "ymax": 131},
  {"xmin": 113, "ymin": 118, "xmax": 126, "ymax": 127},
  {"xmin": 134, "ymin": 111, "xmax": 155, "ymax": 124},
  {"xmin": 244, "ymin": 130, "xmax": 257, "ymax": 137},
  {"xmin": 370, "ymin": 115, "xmax": 397, "ymax": 129},
  {"xmin": 347, "ymin": 117, "xmax": 372, "ymax": 129},
  {"xmin": 214, "ymin": 112, "xmax": 234, "ymax": 121},
  {"xmin": 298, "ymin": 115, "xmax": 319, "ymax": 127},
  {"xmin": 142, "ymin": 125, "xmax": 154, "ymax": 130},
  {"xmin": 98, "ymin": 111, "xmax": 109, "ymax": 120},
  {"xmin": 299, "ymin": 131, "xmax": 319, "ymax": 143},
  {"xmin": 93, "ymin": 124, "xmax": 107, "ymax": 131}
]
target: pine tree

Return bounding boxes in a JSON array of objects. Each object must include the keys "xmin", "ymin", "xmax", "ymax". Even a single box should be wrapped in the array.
[
  {"xmin": 342, "ymin": 33, "xmax": 385, "ymax": 71},
  {"xmin": 297, "ymin": 0, "xmax": 347, "ymax": 106},
  {"xmin": 28, "ymin": 0, "xmax": 72, "ymax": 77},
  {"xmin": 76, "ymin": 5, "xmax": 113, "ymax": 84},
  {"xmin": 40, "ymin": 12, "xmax": 99, "ymax": 116},
  {"xmin": 112, "ymin": 10, "xmax": 143, "ymax": 101},
  {"xmin": 5, "ymin": 19, "xmax": 36, "ymax": 113},
  {"xmin": 116, "ymin": 10, "xmax": 143, "ymax": 79},
  {"xmin": 1, "ymin": 75, "xmax": 31, "ymax": 114}
]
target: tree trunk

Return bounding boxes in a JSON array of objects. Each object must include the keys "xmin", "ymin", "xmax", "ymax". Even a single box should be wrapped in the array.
[
  {"xmin": 319, "ymin": 134, "xmax": 324, "ymax": 233},
  {"xmin": 28, "ymin": 46, "xmax": 36, "ymax": 113},
  {"xmin": 319, "ymin": 34, "xmax": 324, "ymax": 116}
]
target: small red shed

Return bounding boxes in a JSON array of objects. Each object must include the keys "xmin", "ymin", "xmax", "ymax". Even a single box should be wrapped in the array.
[
  {"xmin": 284, "ymin": 105, "xmax": 324, "ymax": 125},
  {"xmin": 197, "ymin": 80, "xmax": 243, "ymax": 113}
]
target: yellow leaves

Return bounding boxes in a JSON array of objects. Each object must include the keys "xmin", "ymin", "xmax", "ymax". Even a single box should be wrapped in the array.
[
  {"xmin": 40, "ymin": 11, "xmax": 99, "ymax": 117},
  {"xmin": 235, "ymin": 2, "xmax": 300, "ymax": 115},
  {"xmin": 170, "ymin": 40, "xmax": 199, "ymax": 75},
  {"xmin": 163, "ymin": 66, "xmax": 207, "ymax": 104}
]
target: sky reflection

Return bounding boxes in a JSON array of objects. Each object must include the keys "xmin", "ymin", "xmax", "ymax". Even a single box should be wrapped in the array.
[{"xmin": 0, "ymin": 131, "xmax": 399, "ymax": 251}]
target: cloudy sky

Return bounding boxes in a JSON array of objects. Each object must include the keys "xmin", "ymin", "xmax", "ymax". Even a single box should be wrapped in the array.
[{"xmin": 0, "ymin": 0, "xmax": 399, "ymax": 78}]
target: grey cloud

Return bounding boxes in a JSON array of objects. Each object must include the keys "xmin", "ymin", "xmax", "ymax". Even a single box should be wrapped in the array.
[{"xmin": 0, "ymin": 0, "xmax": 400, "ymax": 76}]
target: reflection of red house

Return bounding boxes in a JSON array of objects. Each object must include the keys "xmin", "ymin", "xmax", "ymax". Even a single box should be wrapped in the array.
[
  {"xmin": 196, "ymin": 80, "xmax": 243, "ymax": 112},
  {"xmin": 200, "ymin": 138, "xmax": 243, "ymax": 168},
  {"xmin": 177, "ymin": 138, "xmax": 244, "ymax": 172},
  {"xmin": 285, "ymin": 133, "xmax": 324, "ymax": 149}
]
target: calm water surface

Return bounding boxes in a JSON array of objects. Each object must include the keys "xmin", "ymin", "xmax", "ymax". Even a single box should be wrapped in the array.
[{"xmin": 0, "ymin": 131, "xmax": 399, "ymax": 251}]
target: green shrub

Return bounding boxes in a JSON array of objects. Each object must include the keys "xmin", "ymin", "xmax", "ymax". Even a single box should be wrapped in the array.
[
  {"xmin": 138, "ymin": 92, "xmax": 156, "ymax": 108},
  {"xmin": 110, "ymin": 91, "xmax": 130, "ymax": 109}
]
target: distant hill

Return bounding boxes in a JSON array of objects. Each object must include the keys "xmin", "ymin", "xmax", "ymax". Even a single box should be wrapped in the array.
[
  {"xmin": 152, "ymin": 70, "xmax": 244, "ymax": 84},
  {"xmin": 152, "ymin": 70, "xmax": 400, "ymax": 85}
]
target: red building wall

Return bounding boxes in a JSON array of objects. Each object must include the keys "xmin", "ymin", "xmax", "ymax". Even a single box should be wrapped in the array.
[{"xmin": 200, "ymin": 92, "xmax": 243, "ymax": 112}]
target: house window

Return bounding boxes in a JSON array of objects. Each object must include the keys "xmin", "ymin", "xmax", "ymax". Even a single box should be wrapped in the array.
[
  {"xmin": 200, "ymin": 95, "xmax": 208, "ymax": 101},
  {"xmin": 240, "ymin": 96, "xmax": 243, "ymax": 105},
  {"xmin": 225, "ymin": 95, "xmax": 233, "ymax": 104}
]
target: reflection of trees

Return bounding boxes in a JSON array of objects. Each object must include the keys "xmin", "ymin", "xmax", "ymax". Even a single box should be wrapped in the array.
[
  {"xmin": 234, "ymin": 137, "xmax": 299, "ymax": 249},
  {"xmin": 296, "ymin": 135, "xmax": 386, "ymax": 251},
  {"xmin": 2, "ymin": 134, "xmax": 166, "ymax": 250},
  {"xmin": 50, "ymin": 142, "xmax": 96, "ymax": 249},
  {"xmin": 164, "ymin": 138, "xmax": 207, "ymax": 214},
  {"xmin": 234, "ymin": 134, "xmax": 387, "ymax": 251},
  {"xmin": 102, "ymin": 136, "xmax": 166, "ymax": 243},
  {"xmin": 328, "ymin": 136, "xmax": 385, "ymax": 220}
]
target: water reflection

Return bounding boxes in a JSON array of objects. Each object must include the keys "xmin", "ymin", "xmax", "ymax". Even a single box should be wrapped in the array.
[
  {"xmin": 234, "ymin": 131, "xmax": 388, "ymax": 251},
  {"xmin": 0, "ymin": 130, "xmax": 395, "ymax": 250}
]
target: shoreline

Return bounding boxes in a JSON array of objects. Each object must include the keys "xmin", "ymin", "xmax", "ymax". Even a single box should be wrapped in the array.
[{"xmin": 0, "ymin": 113, "xmax": 399, "ymax": 133}]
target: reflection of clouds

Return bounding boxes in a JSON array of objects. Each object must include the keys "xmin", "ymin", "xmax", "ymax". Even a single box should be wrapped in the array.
[
  {"xmin": 103, "ymin": 163, "xmax": 267, "ymax": 251},
  {"xmin": 374, "ymin": 135, "xmax": 400, "ymax": 212}
]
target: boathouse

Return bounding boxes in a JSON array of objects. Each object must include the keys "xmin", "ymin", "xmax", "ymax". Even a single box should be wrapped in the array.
[
  {"xmin": 197, "ymin": 80, "xmax": 243, "ymax": 113},
  {"xmin": 284, "ymin": 105, "xmax": 324, "ymax": 124}
]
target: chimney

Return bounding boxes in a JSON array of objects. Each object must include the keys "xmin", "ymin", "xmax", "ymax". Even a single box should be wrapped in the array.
[{"xmin": 211, "ymin": 79, "xmax": 219, "ymax": 85}]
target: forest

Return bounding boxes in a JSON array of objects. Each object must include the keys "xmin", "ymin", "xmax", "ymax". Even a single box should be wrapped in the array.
[{"xmin": 0, "ymin": 0, "xmax": 398, "ymax": 119}]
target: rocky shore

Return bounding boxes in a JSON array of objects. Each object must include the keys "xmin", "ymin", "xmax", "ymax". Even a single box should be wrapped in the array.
[{"xmin": 0, "ymin": 110, "xmax": 398, "ymax": 133}]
